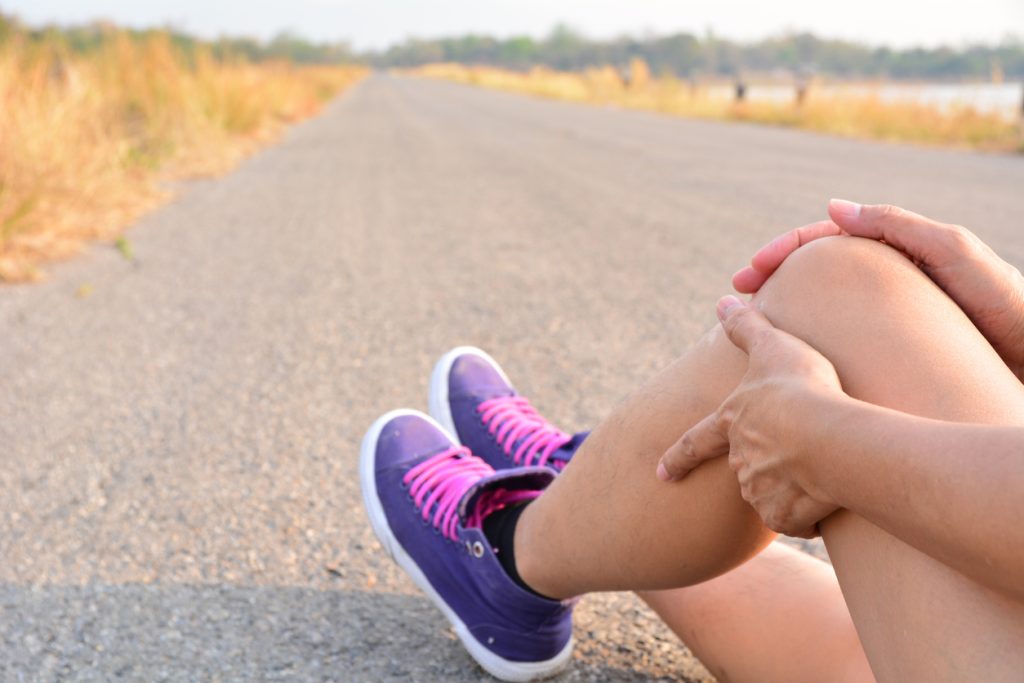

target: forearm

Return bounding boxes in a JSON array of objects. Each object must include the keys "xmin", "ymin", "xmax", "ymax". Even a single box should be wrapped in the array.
[{"xmin": 811, "ymin": 399, "xmax": 1024, "ymax": 600}]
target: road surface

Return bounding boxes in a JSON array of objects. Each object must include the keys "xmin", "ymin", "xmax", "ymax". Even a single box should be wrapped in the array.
[{"xmin": 2, "ymin": 74, "xmax": 1023, "ymax": 682}]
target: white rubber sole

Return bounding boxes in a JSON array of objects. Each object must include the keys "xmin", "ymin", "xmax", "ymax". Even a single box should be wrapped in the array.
[
  {"xmin": 359, "ymin": 409, "xmax": 573, "ymax": 682},
  {"xmin": 428, "ymin": 346, "xmax": 513, "ymax": 445}
]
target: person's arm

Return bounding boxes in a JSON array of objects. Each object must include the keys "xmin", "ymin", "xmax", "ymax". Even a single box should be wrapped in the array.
[
  {"xmin": 809, "ymin": 400, "xmax": 1024, "ymax": 602},
  {"xmin": 657, "ymin": 295, "xmax": 1024, "ymax": 601}
]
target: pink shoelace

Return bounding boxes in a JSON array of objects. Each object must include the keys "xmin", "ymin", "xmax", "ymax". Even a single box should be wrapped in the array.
[
  {"xmin": 403, "ymin": 446, "xmax": 541, "ymax": 541},
  {"xmin": 477, "ymin": 396, "xmax": 572, "ymax": 469}
]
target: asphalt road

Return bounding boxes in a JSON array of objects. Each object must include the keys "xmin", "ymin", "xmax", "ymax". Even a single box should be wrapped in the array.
[{"xmin": 2, "ymin": 73, "xmax": 1023, "ymax": 682}]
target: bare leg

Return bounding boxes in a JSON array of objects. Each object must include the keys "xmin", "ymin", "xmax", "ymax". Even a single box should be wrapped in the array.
[
  {"xmin": 517, "ymin": 324, "xmax": 768, "ymax": 596},
  {"xmin": 514, "ymin": 236, "xmax": 1024, "ymax": 681},
  {"xmin": 640, "ymin": 544, "xmax": 873, "ymax": 683},
  {"xmin": 758, "ymin": 239, "xmax": 1024, "ymax": 682}
]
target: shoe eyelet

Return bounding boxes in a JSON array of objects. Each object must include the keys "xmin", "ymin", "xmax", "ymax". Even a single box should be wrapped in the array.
[
  {"xmin": 465, "ymin": 540, "xmax": 473, "ymax": 554},
  {"xmin": 472, "ymin": 541, "xmax": 485, "ymax": 559}
]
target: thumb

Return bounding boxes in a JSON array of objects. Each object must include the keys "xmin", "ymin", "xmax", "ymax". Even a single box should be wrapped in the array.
[
  {"xmin": 717, "ymin": 295, "xmax": 778, "ymax": 355},
  {"xmin": 827, "ymin": 199, "xmax": 949, "ymax": 261},
  {"xmin": 657, "ymin": 411, "xmax": 729, "ymax": 481}
]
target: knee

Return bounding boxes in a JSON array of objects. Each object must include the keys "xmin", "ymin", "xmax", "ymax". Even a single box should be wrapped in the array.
[
  {"xmin": 764, "ymin": 235, "xmax": 916, "ymax": 297},
  {"xmin": 753, "ymin": 235, "xmax": 933, "ymax": 324}
]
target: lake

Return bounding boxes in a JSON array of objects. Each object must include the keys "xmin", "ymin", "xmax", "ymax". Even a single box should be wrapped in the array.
[{"xmin": 703, "ymin": 81, "xmax": 1024, "ymax": 118}]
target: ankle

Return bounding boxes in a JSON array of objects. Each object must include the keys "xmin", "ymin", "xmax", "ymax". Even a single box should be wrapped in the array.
[{"xmin": 513, "ymin": 505, "xmax": 574, "ymax": 601}]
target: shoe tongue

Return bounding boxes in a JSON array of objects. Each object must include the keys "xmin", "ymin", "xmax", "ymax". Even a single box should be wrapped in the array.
[
  {"xmin": 550, "ymin": 431, "xmax": 589, "ymax": 466},
  {"xmin": 458, "ymin": 466, "xmax": 555, "ymax": 521}
]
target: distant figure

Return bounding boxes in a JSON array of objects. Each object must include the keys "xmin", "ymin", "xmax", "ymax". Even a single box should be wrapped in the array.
[
  {"xmin": 795, "ymin": 81, "xmax": 808, "ymax": 107},
  {"xmin": 734, "ymin": 78, "xmax": 747, "ymax": 102},
  {"xmin": 795, "ymin": 69, "xmax": 812, "ymax": 107}
]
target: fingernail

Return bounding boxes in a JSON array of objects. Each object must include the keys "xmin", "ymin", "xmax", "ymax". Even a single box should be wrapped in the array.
[
  {"xmin": 829, "ymin": 198, "xmax": 862, "ymax": 219},
  {"xmin": 656, "ymin": 462, "xmax": 673, "ymax": 481},
  {"xmin": 717, "ymin": 295, "xmax": 743, "ymax": 319}
]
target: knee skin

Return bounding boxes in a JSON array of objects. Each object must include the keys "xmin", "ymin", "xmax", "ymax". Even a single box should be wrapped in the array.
[
  {"xmin": 755, "ymin": 235, "xmax": 924, "ymax": 333},
  {"xmin": 753, "ymin": 234, "xmax": 1012, "ymax": 419}
]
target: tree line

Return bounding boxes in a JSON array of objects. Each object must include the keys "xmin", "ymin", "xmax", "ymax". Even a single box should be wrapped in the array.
[
  {"xmin": 0, "ymin": 15, "xmax": 356, "ymax": 65},
  {"xmin": 369, "ymin": 26, "xmax": 1024, "ymax": 80},
  {"xmin": 3, "ymin": 13, "xmax": 1021, "ymax": 80}
]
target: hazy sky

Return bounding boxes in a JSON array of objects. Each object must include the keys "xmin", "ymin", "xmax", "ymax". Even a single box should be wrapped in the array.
[{"xmin": 5, "ymin": 0, "xmax": 1022, "ymax": 50}]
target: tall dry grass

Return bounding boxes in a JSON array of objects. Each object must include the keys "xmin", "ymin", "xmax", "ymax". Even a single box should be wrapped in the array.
[
  {"xmin": 411, "ymin": 62, "xmax": 1021, "ymax": 154},
  {"xmin": 0, "ymin": 29, "xmax": 365, "ymax": 281}
]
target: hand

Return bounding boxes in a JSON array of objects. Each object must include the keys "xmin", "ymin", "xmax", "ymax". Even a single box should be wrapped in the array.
[
  {"xmin": 733, "ymin": 200, "xmax": 1024, "ymax": 379},
  {"xmin": 656, "ymin": 296, "xmax": 846, "ymax": 538}
]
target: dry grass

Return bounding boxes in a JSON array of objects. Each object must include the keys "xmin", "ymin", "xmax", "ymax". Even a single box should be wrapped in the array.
[
  {"xmin": 411, "ymin": 62, "xmax": 1022, "ymax": 155},
  {"xmin": 0, "ymin": 29, "xmax": 366, "ymax": 281}
]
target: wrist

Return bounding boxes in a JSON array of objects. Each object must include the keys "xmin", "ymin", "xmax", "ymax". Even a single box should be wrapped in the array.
[{"xmin": 797, "ymin": 392, "xmax": 867, "ymax": 508}]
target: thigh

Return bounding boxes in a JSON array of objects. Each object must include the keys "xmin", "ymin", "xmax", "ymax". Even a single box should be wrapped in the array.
[{"xmin": 759, "ymin": 237, "xmax": 1024, "ymax": 683}]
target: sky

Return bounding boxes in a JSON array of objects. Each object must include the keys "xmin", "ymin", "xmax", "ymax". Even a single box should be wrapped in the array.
[{"xmin": 4, "ymin": 0, "xmax": 1023, "ymax": 51}]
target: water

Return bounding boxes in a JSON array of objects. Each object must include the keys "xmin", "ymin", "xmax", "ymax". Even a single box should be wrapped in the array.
[{"xmin": 704, "ymin": 82, "xmax": 1024, "ymax": 118}]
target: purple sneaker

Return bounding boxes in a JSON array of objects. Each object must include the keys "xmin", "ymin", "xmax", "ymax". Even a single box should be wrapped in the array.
[
  {"xmin": 429, "ymin": 347, "xmax": 587, "ymax": 472},
  {"xmin": 359, "ymin": 409, "xmax": 575, "ymax": 681}
]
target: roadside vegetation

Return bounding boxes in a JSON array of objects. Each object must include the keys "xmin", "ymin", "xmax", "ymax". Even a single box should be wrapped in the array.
[
  {"xmin": 412, "ymin": 61, "xmax": 1022, "ymax": 154},
  {"xmin": 0, "ymin": 16, "xmax": 365, "ymax": 281}
]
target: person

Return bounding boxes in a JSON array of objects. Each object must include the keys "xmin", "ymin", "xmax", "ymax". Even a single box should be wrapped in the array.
[{"xmin": 359, "ymin": 199, "xmax": 1024, "ymax": 683}]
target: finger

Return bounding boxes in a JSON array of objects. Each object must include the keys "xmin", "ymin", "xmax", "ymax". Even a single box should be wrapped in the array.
[
  {"xmin": 657, "ymin": 411, "xmax": 729, "ymax": 482},
  {"xmin": 716, "ymin": 295, "xmax": 777, "ymax": 356},
  {"xmin": 780, "ymin": 499, "xmax": 833, "ymax": 538},
  {"xmin": 733, "ymin": 221, "xmax": 844, "ymax": 294},
  {"xmin": 827, "ymin": 199, "xmax": 954, "ymax": 263},
  {"xmin": 749, "ymin": 221, "xmax": 845, "ymax": 275},
  {"xmin": 731, "ymin": 266, "xmax": 769, "ymax": 294},
  {"xmin": 770, "ymin": 512, "xmax": 822, "ymax": 539}
]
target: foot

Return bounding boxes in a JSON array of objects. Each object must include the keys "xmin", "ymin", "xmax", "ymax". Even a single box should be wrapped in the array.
[
  {"xmin": 359, "ymin": 409, "xmax": 575, "ymax": 681},
  {"xmin": 429, "ymin": 347, "xmax": 588, "ymax": 471}
]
